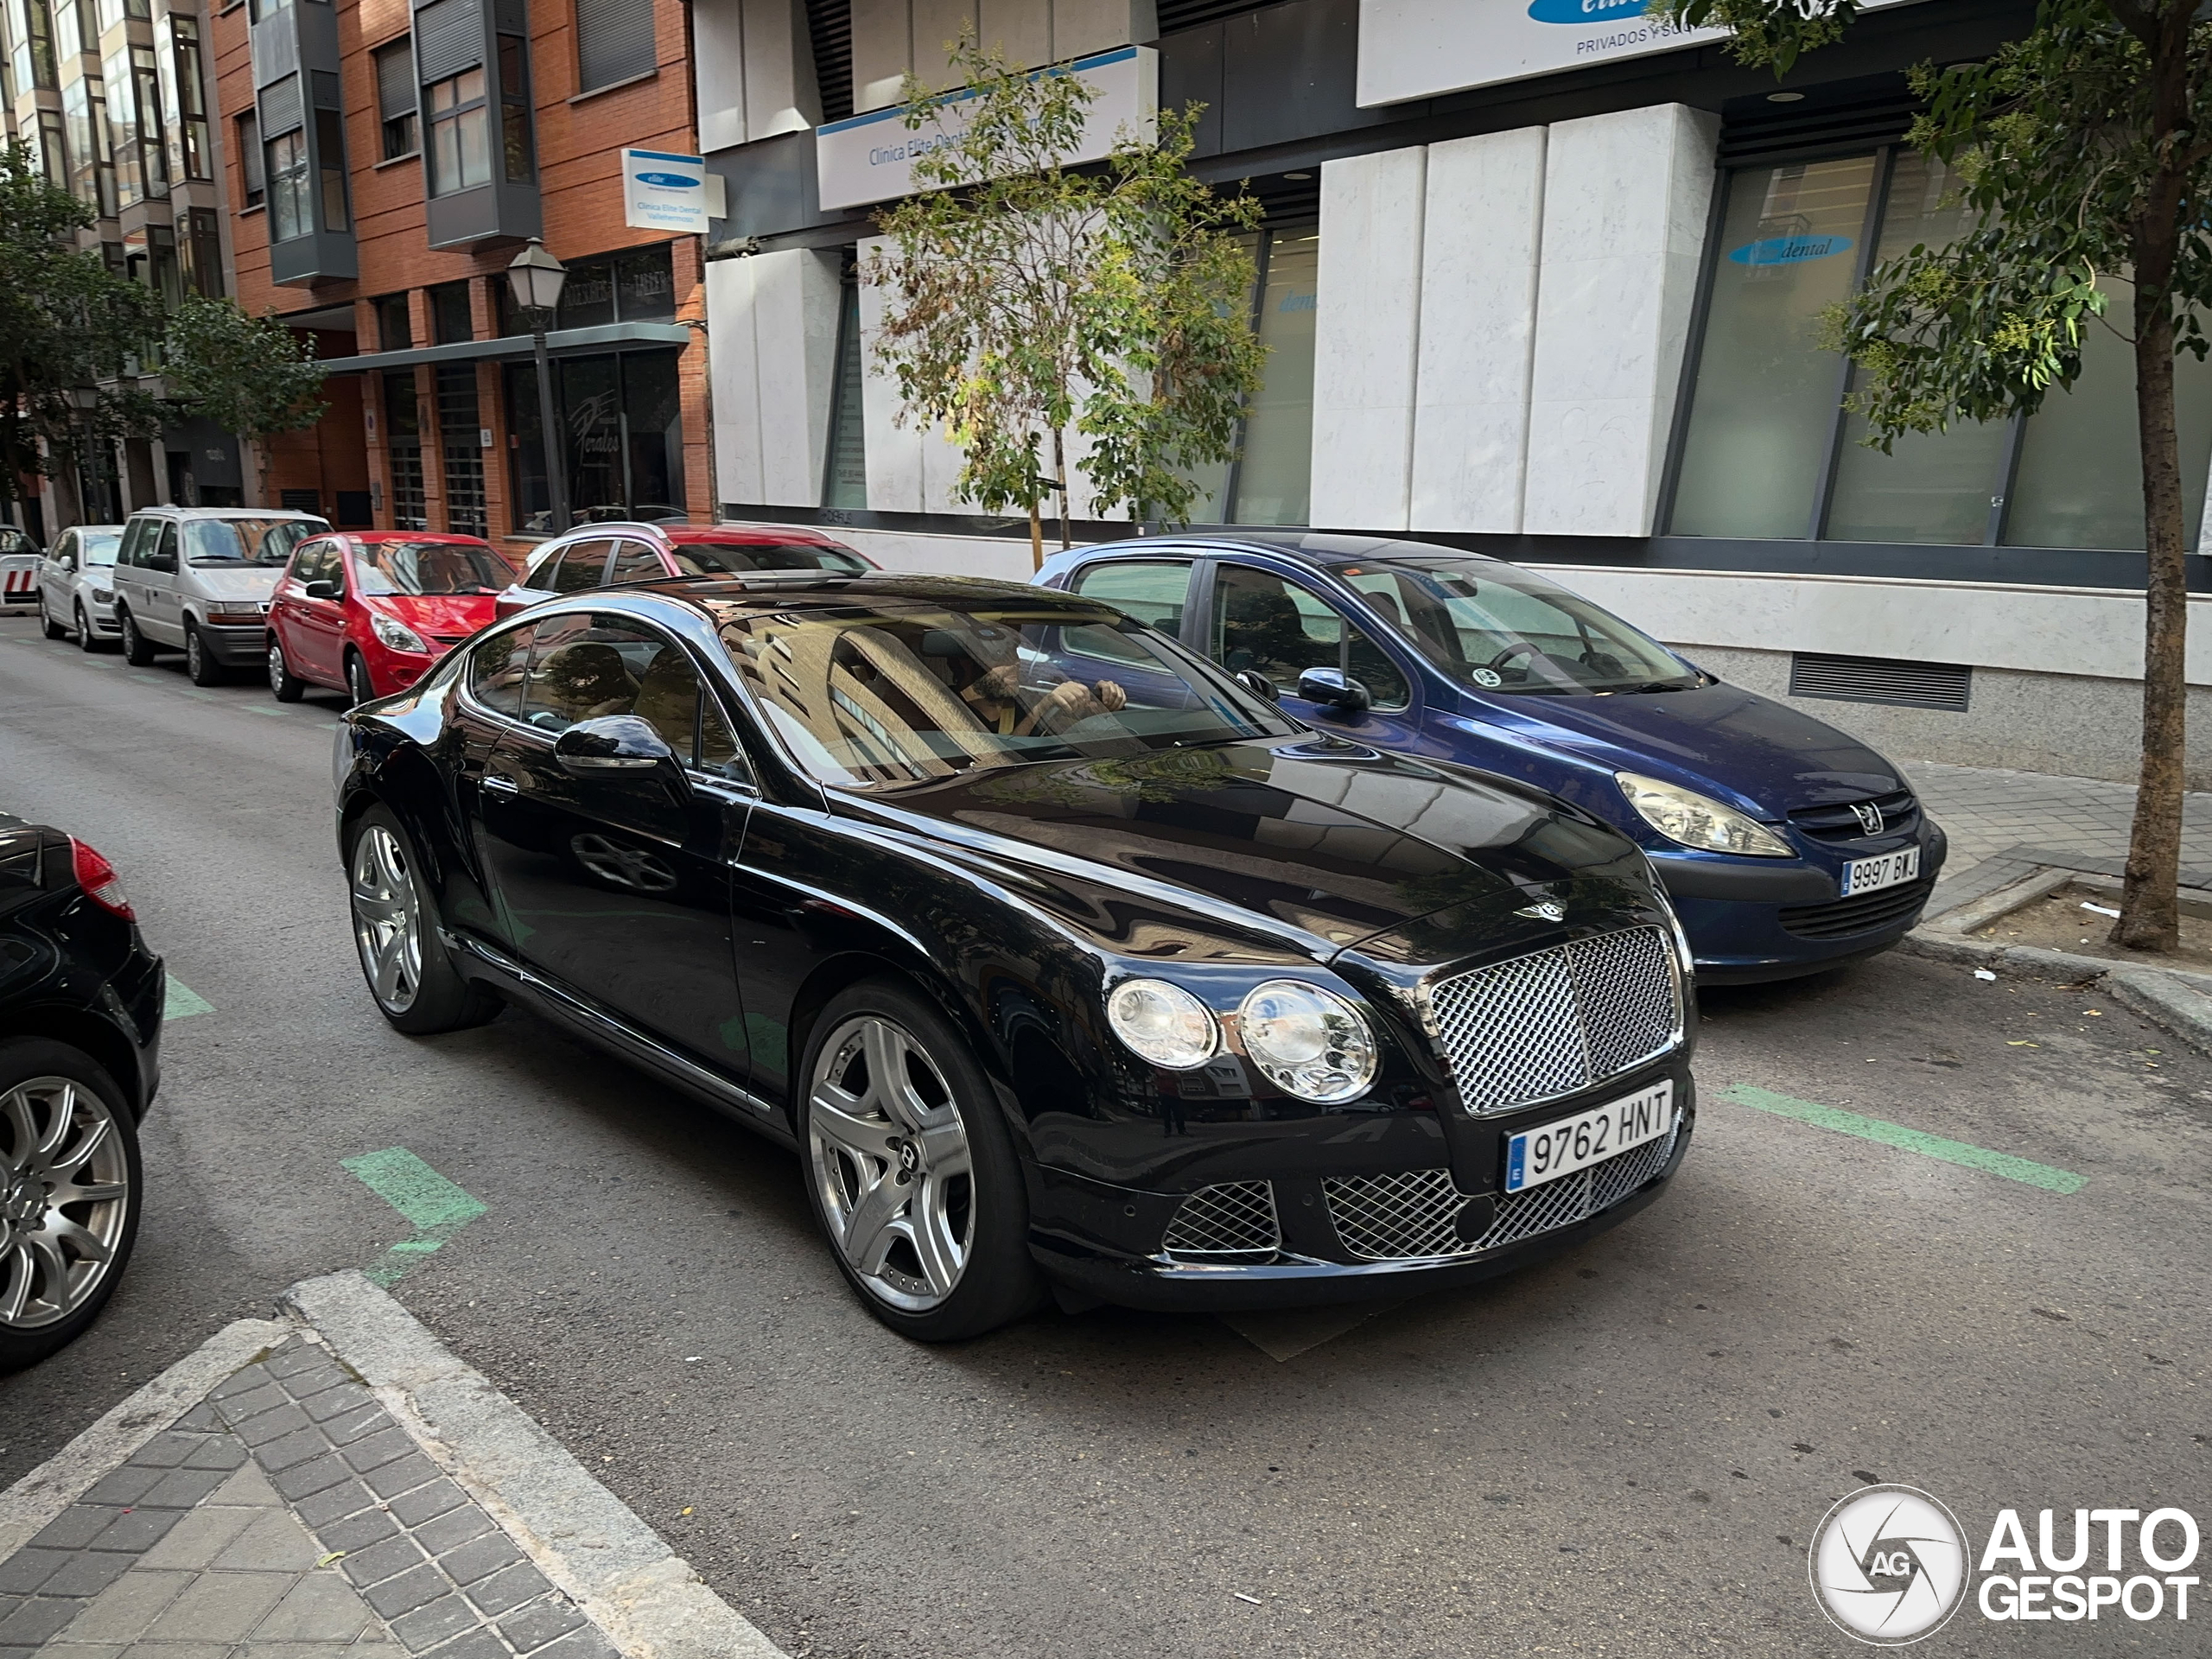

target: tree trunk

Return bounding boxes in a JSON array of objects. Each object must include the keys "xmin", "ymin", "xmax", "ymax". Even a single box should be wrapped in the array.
[
  {"xmin": 1027, "ymin": 500, "xmax": 1044, "ymax": 571},
  {"xmin": 1052, "ymin": 428, "xmax": 1071, "ymax": 550},
  {"xmin": 2116, "ymin": 294, "xmax": 2190, "ymax": 950}
]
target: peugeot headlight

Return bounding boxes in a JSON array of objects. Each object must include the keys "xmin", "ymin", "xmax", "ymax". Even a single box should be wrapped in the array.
[
  {"xmin": 1236, "ymin": 981, "xmax": 1377, "ymax": 1103},
  {"xmin": 1617, "ymin": 772, "xmax": 1792, "ymax": 858},
  {"xmin": 1106, "ymin": 979, "xmax": 1219, "ymax": 1070},
  {"xmin": 371, "ymin": 612, "xmax": 430, "ymax": 654}
]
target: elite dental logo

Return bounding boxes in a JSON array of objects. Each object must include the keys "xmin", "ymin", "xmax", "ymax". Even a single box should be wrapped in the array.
[{"xmin": 1808, "ymin": 1486, "xmax": 2202, "ymax": 1642}]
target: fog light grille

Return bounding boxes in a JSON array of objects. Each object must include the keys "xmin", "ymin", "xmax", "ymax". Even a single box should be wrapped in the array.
[{"xmin": 1159, "ymin": 1181, "xmax": 1280, "ymax": 1260}]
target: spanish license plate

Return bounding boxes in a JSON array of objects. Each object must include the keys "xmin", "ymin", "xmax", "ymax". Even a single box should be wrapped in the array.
[
  {"xmin": 1840, "ymin": 844, "xmax": 1921, "ymax": 897},
  {"xmin": 1503, "ymin": 1080, "xmax": 1674, "ymax": 1195}
]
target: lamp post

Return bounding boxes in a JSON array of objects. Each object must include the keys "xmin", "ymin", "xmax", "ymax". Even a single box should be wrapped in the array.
[{"xmin": 506, "ymin": 238, "xmax": 570, "ymax": 535}]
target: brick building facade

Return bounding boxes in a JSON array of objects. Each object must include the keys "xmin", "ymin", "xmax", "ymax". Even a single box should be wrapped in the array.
[{"xmin": 213, "ymin": 0, "xmax": 710, "ymax": 563}]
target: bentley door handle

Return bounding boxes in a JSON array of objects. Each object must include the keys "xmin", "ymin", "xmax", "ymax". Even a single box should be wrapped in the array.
[{"xmin": 481, "ymin": 774, "xmax": 520, "ymax": 796}]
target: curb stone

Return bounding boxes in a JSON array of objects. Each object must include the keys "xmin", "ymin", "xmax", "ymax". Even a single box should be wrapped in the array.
[
  {"xmin": 1900, "ymin": 930, "xmax": 2212, "ymax": 1056},
  {"xmin": 283, "ymin": 1271, "xmax": 787, "ymax": 1659}
]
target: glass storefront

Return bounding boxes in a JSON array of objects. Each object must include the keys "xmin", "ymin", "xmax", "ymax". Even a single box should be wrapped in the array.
[
  {"xmin": 1670, "ymin": 147, "xmax": 2212, "ymax": 550},
  {"xmin": 504, "ymin": 351, "xmax": 685, "ymax": 533}
]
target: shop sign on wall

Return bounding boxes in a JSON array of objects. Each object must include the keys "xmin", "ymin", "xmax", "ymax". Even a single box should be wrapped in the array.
[
  {"xmin": 623, "ymin": 149, "xmax": 710, "ymax": 234},
  {"xmin": 815, "ymin": 47, "xmax": 1157, "ymax": 213}
]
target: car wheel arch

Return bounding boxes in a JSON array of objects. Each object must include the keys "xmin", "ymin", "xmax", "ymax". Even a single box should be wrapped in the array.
[
  {"xmin": 0, "ymin": 1006, "xmax": 146, "ymax": 1116},
  {"xmin": 782, "ymin": 949, "xmax": 1020, "ymax": 1128}
]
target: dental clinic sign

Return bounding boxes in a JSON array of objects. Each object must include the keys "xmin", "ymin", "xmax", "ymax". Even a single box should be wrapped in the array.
[
  {"xmin": 1356, "ymin": 0, "xmax": 1921, "ymax": 106},
  {"xmin": 815, "ymin": 46, "xmax": 1157, "ymax": 213},
  {"xmin": 623, "ymin": 149, "xmax": 709, "ymax": 234}
]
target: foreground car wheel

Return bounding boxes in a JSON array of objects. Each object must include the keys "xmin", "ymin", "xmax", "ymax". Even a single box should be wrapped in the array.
[
  {"xmin": 119, "ymin": 610, "xmax": 156, "ymax": 666},
  {"xmin": 185, "ymin": 624, "xmax": 223, "ymax": 686},
  {"xmin": 75, "ymin": 602, "xmax": 99, "ymax": 653},
  {"xmin": 0, "ymin": 1039, "xmax": 142, "ymax": 1373},
  {"xmin": 346, "ymin": 806, "xmax": 502, "ymax": 1035},
  {"xmin": 268, "ymin": 637, "xmax": 306, "ymax": 702},
  {"xmin": 38, "ymin": 593, "xmax": 64, "ymax": 640},
  {"xmin": 800, "ymin": 980, "xmax": 1044, "ymax": 1340},
  {"xmin": 346, "ymin": 652, "xmax": 375, "ymax": 708}
]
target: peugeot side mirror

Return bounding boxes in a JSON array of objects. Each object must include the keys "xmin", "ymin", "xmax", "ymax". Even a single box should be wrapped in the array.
[
  {"xmin": 1297, "ymin": 667, "xmax": 1371, "ymax": 713},
  {"xmin": 554, "ymin": 715, "xmax": 690, "ymax": 795},
  {"xmin": 1236, "ymin": 668, "xmax": 1280, "ymax": 703},
  {"xmin": 303, "ymin": 579, "xmax": 340, "ymax": 600}
]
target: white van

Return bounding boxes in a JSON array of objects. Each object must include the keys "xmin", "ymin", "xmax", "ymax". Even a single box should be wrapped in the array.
[{"xmin": 111, "ymin": 507, "xmax": 328, "ymax": 684}]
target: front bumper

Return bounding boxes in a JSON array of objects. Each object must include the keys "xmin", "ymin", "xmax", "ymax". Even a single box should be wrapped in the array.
[
  {"xmin": 1026, "ymin": 1066, "xmax": 1694, "ymax": 1312},
  {"xmin": 1652, "ymin": 823, "xmax": 1948, "ymax": 983},
  {"xmin": 201, "ymin": 621, "xmax": 270, "ymax": 665}
]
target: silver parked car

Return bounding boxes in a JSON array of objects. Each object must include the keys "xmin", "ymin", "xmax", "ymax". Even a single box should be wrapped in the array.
[
  {"xmin": 110, "ymin": 507, "xmax": 328, "ymax": 684},
  {"xmin": 36, "ymin": 524, "xmax": 127, "ymax": 651}
]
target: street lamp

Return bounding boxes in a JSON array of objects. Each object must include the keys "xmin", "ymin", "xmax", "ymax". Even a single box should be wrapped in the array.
[{"xmin": 506, "ymin": 238, "xmax": 571, "ymax": 535}]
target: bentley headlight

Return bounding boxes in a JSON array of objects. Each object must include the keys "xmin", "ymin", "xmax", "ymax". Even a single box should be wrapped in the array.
[
  {"xmin": 1106, "ymin": 978, "xmax": 1219, "ymax": 1069},
  {"xmin": 1237, "ymin": 981, "xmax": 1377, "ymax": 1103},
  {"xmin": 1617, "ymin": 772, "xmax": 1792, "ymax": 858},
  {"xmin": 372, "ymin": 612, "xmax": 430, "ymax": 654}
]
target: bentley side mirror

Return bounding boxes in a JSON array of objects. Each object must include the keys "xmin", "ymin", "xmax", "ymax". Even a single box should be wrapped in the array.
[
  {"xmin": 554, "ymin": 715, "xmax": 690, "ymax": 796},
  {"xmin": 1297, "ymin": 667, "xmax": 1371, "ymax": 713},
  {"xmin": 1236, "ymin": 668, "xmax": 1280, "ymax": 703}
]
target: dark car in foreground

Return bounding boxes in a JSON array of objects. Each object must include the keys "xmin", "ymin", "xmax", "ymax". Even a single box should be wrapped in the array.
[
  {"xmin": 0, "ymin": 813, "xmax": 159, "ymax": 1369},
  {"xmin": 333, "ymin": 574, "xmax": 1695, "ymax": 1338},
  {"xmin": 1038, "ymin": 534, "xmax": 1947, "ymax": 983}
]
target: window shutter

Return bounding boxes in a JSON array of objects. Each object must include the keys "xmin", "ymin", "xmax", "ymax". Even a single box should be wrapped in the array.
[
  {"xmin": 260, "ymin": 73, "xmax": 302, "ymax": 137},
  {"xmin": 415, "ymin": 0, "xmax": 484, "ymax": 82},
  {"xmin": 312, "ymin": 69, "xmax": 342, "ymax": 109},
  {"xmin": 574, "ymin": 0, "xmax": 654, "ymax": 92},
  {"xmin": 377, "ymin": 39, "xmax": 413, "ymax": 120}
]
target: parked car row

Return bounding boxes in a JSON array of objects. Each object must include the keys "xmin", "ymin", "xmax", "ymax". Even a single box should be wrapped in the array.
[{"xmin": 12, "ymin": 505, "xmax": 1943, "ymax": 1344}]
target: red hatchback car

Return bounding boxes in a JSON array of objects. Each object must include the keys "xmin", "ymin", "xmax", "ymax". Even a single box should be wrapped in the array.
[{"xmin": 267, "ymin": 531, "xmax": 512, "ymax": 705}]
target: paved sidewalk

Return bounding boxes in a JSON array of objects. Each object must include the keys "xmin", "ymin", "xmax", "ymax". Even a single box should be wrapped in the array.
[{"xmin": 1904, "ymin": 758, "xmax": 2212, "ymax": 878}]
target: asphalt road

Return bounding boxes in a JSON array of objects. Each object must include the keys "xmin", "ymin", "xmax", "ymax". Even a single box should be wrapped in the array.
[{"xmin": 2, "ymin": 610, "xmax": 2207, "ymax": 1656}]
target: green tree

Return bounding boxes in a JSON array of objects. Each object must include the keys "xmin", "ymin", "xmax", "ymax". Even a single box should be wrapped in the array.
[
  {"xmin": 0, "ymin": 143, "xmax": 167, "ymax": 521},
  {"xmin": 162, "ymin": 295, "xmax": 329, "ymax": 506},
  {"xmin": 864, "ymin": 39, "xmax": 1265, "ymax": 566},
  {"xmin": 1661, "ymin": 0, "xmax": 2212, "ymax": 951}
]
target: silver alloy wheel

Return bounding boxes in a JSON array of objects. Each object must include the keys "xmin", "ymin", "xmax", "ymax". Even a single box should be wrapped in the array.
[
  {"xmin": 807, "ymin": 1014, "xmax": 975, "ymax": 1312},
  {"xmin": 0, "ymin": 1076, "xmax": 130, "ymax": 1330},
  {"xmin": 347, "ymin": 655, "xmax": 372, "ymax": 706},
  {"xmin": 74, "ymin": 603, "xmax": 91, "ymax": 650},
  {"xmin": 268, "ymin": 640, "xmax": 287, "ymax": 694},
  {"xmin": 350, "ymin": 823, "xmax": 424, "ymax": 1014}
]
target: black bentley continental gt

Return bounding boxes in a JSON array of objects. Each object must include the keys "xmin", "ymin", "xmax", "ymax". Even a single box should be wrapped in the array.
[{"xmin": 333, "ymin": 573, "xmax": 1696, "ymax": 1338}]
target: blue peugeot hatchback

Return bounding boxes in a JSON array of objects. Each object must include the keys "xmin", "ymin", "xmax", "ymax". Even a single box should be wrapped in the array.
[{"xmin": 1036, "ymin": 533, "xmax": 1946, "ymax": 982}]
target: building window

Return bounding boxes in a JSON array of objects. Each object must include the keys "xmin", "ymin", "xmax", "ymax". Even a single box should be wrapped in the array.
[
  {"xmin": 24, "ymin": 0, "xmax": 57, "ymax": 90},
  {"xmin": 435, "ymin": 364, "xmax": 487, "ymax": 537},
  {"xmin": 171, "ymin": 16, "xmax": 211, "ymax": 181},
  {"xmin": 383, "ymin": 371, "xmax": 427, "ymax": 530},
  {"xmin": 375, "ymin": 293, "xmax": 412, "ymax": 351},
  {"xmin": 247, "ymin": 0, "xmax": 291, "ymax": 21},
  {"xmin": 503, "ymin": 351, "xmax": 684, "ymax": 533},
  {"xmin": 62, "ymin": 75, "xmax": 113, "ymax": 215},
  {"xmin": 181, "ymin": 207, "xmax": 224, "ymax": 296},
  {"xmin": 1668, "ymin": 145, "xmax": 2212, "ymax": 551},
  {"xmin": 429, "ymin": 279, "xmax": 473, "ymax": 344},
  {"xmin": 266, "ymin": 127, "xmax": 309, "ymax": 241},
  {"xmin": 35, "ymin": 109, "xmax": 68, "ymax": 188},
  {"xmin": 315, "ymin": 107, "xmax": 348, "ymax": 231},
  {"xmin": 1229, "ymin": 225, "xmax": 1318, "ymax": 526},
  {"xmin": 497, "ymin": 34, "xmax": 532, "ymax": 181},
  {"xmin": 130, "ymin": 42, "xmax": 167, "ymax": 195},
  {"xmin": 574, "ymin": 0, "xmax": 654, "ymax": 94},
  {"xmin": 235, "ymin": 111, "xmax": 264, "ymax": 207},
  {"xmin": 823, "ymin": 271, "xmax": 866, "ymax": 508},
  {"xmin": 375, "ymin": 38, "xmax": 416, "ymax": 159},
  {"xmin": 425, "ymin": 67, "xmax": 489, "ymax": 195}
]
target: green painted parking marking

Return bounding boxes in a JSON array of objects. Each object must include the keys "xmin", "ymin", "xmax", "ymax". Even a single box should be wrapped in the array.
[
  {"xmin": 163, "ymin": 975, "xmax": 213, "ymax": 1021},
  {"xmin": 244, "ymin": 704, "xmax": 289, "ymax": 717},
  {"xmin": 1721, "ymin": 1084, "xmax": 2087, "ymax": 1193},
  {"xmin": 340, "ymin": 1147, "xmax": 488, "ymax": 1285}
]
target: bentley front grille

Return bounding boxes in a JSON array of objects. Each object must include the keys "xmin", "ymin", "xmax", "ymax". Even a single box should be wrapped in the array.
[
  {"xmin": 1159, "ymin": 1180, "xmax": 1281, "ymax": 1261},
  {"xmin": 1323, "ymin": 1122, "xmax": 1681, "ymax": 1263},
  {"xmin": 1425, "ymin": 925, "xmax": 1680, "ymax": 1116}
]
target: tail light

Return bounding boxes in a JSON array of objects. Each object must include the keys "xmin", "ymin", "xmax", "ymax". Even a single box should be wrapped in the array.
[{"xmin": 68, "ymin": 837, "xmax": 135, "ymax": 921}]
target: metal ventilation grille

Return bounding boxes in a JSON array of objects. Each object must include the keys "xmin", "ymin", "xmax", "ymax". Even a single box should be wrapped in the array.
[
  {"xmin": 804, "ymin": 0, "xmax": 854, "ymax": 124},
  {"xmin": 1324, "ymin": 1125, "xmax": 1680, "ymax": 1265},
  {"xmin": 1789, "ymin": 789, "xmax": 1919, "ymax": 842},
  {"xmin": 1160, "ymin": 1181, "xmax": 1280, "ymax": 1260},
  {"xmin": 1425, "ymin": 926, "xmax": 1681, "ymax": 1116},
  {"xmin": 1789, "ymin": 653, "xmax": 1972, "ymax": 712},
  {"xmin": 1779, "ymin": 877, "xmax": 1936, "ymax": 939},
  {"xmin": 1717, "ymin": 86, "xmax": 1920, "ymax": 165},
  {"xmin": 1155, "ymin": 0, "xmax": 1286, "ymax": 35}
]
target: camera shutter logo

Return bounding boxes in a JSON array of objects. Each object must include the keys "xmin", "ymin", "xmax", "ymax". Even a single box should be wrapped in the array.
[{"xmin": 1809, "ymin": 1484, "xmax": 1970, "ymax": 1645}]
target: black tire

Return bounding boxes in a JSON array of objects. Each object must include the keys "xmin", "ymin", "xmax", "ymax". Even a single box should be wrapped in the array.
[
  {"xmin": 75, "ymin": 602, "xmax": 100, "ymax": 653},
  {"xmin": 119, "ymin": 608, "xmax": 156, "ymax": 666},
  {"xmin": 797, "ymin": 976, "xmax": 1046, "ymax": 1341},
  {"xmin": 184, "ymin": 623, "xmax": 225, "ymax": 686},
  {"xmin": 37, "ymin": 592, "xmax": 64, "ymax": 640},
  {"xmin": 0, "ymin": 1039, "xmax": 143, "ymax": 1373},
  {"xmin": 346, "ymin": 651, "xmax": 375, "ymax": 708},
  {"xmin": 268, "ymin": 634, "xmax": 306, "ymax": 702},
  {"xmin": 343, "ymin": 804, "xmax": 503, "ymax": 1035}
]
